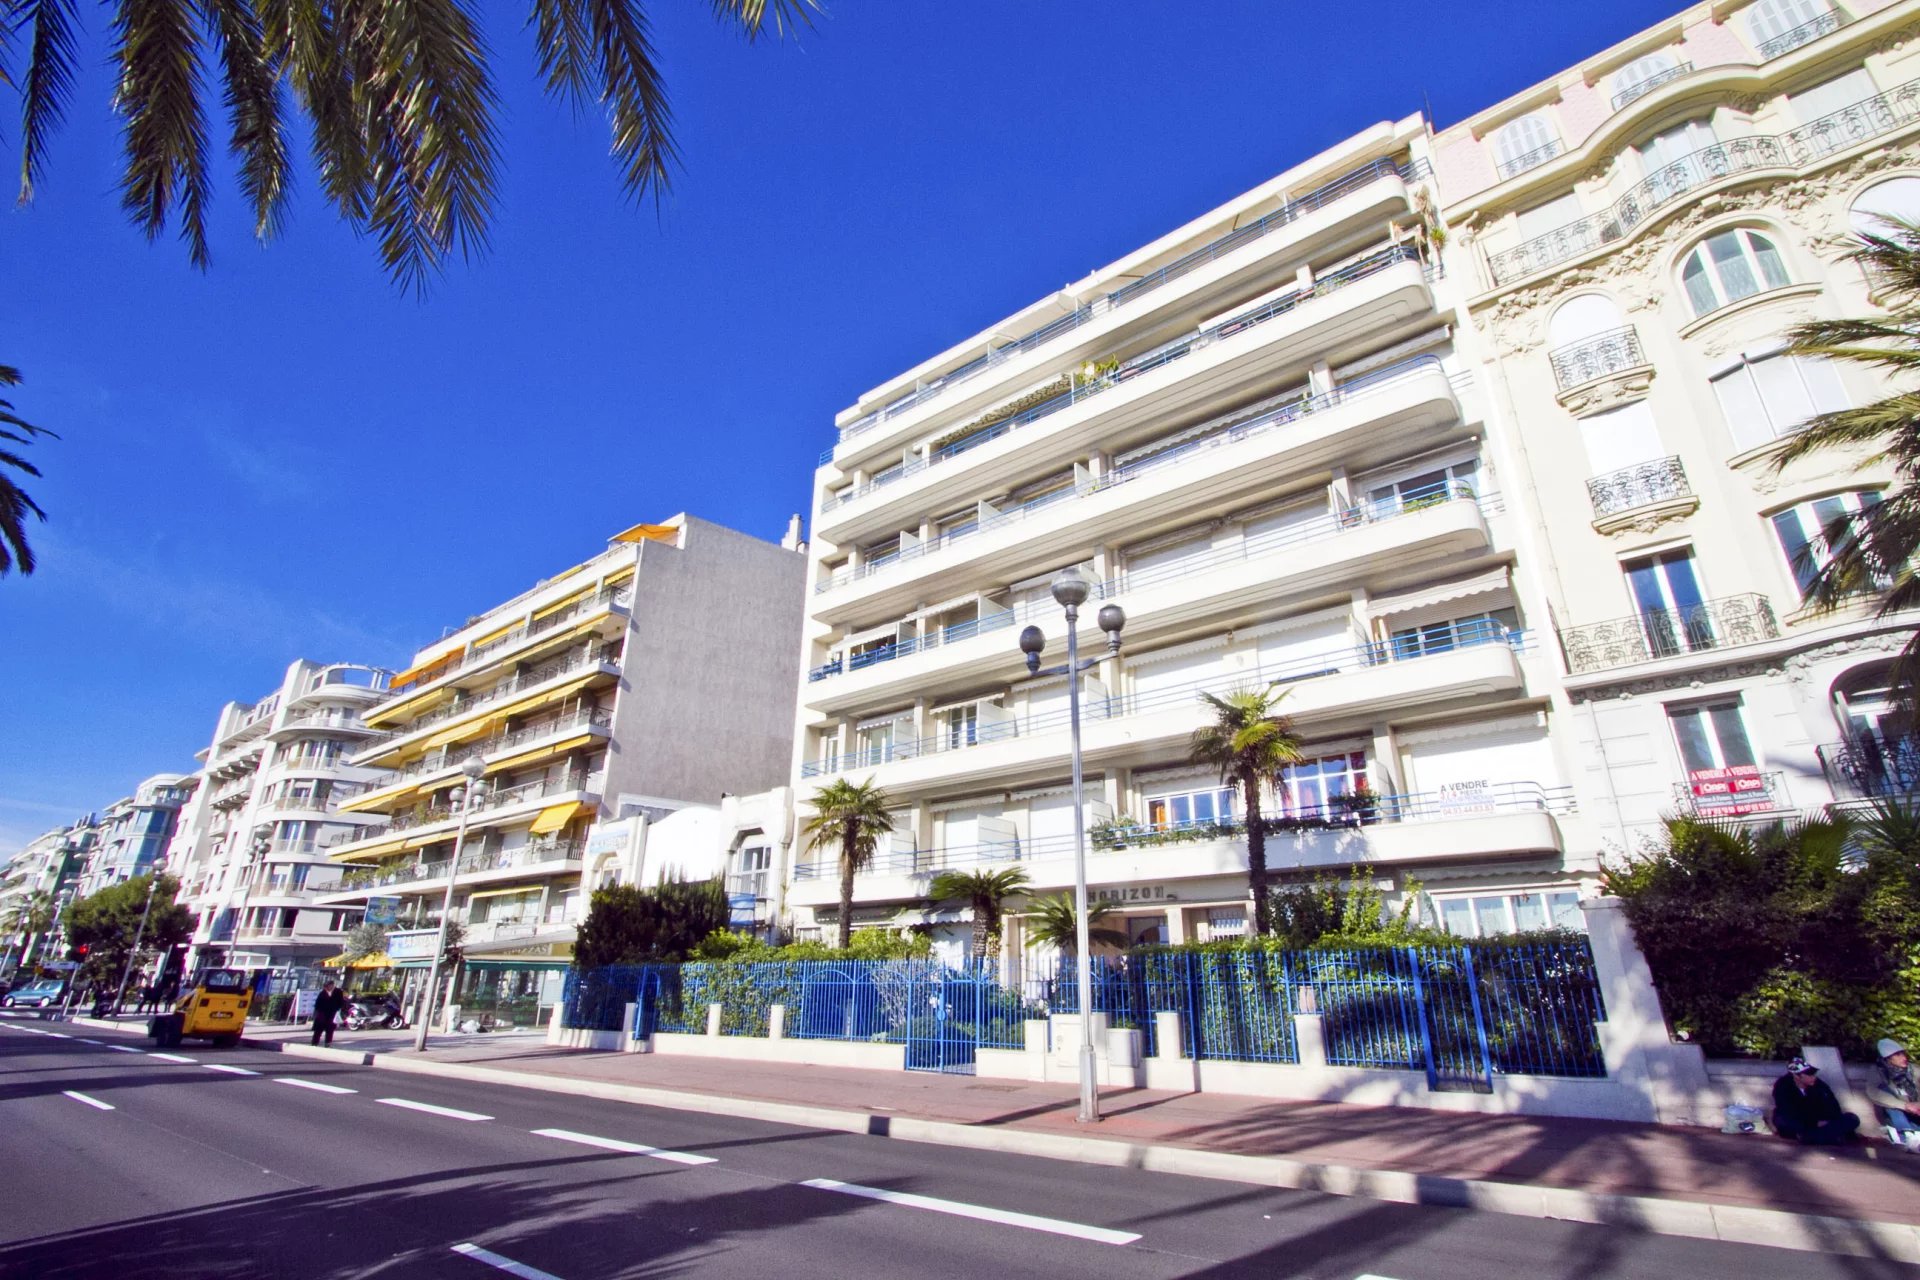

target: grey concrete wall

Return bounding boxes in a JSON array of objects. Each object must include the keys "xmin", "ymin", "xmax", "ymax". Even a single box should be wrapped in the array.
[{"xmin": 602, "ymin": 516, "xmax": 807, "ymax": 808}]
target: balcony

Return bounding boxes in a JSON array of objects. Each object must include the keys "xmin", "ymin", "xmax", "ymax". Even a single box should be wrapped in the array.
[
  {"xmin": 804, "ymin": 622, "xmax": 1529, "ymax": 792},
  {"xmin": 268, "ymin": 710, "xmax": 390, "ymax": 743},
  {"xmin": 1556, "ymin": 593, "xmax": 1778, "ymax": 675},
  {"xmin": 1612, "ymin": 63, "xmax": 1694, "ymax": 112},
  {"xmin": 821, "ymin": 244, "xmax": 1429, "ymax": 528},
  {"xmin": 354, "ymin": 644, "xmax": 621, "ymax": 763},
  {"xmin": 347, "ymin": 708, "xmax": 613, "ymax": 808},
  {"xmin": 803, "ymin": 482, "xmax": 1493, "ymax": 714},
  {"xmin": 1818, "ymin": 733, "xmax": 1920, "ymax": 801},
  {"xmin": 1549, "ymin": 326, "xmax": 1646, "ymax": 392},
  {"xmin": 1487, "ymin": 78, "xmax": 1920, "ymax": 286},
  {"xmin": 1759, "ymin": 10, "xmax": 1847, "ymax": 60},
  {"xmin": 1586, "ymin": 456, "xmax": 1692, "ymax": 519},
  {"xmin": 826, "ymin": 158, "xmax": 1429, "ymax": 462},
  {"xmin": 323, "ymin": 838, "xmax": 586, "ymax": 898},
  {"xmin": 812, "ymin": 355, "xmax": 1458, "ymax": 623},
  {"xmin": 1496, "ymin": 139, "xmax": 1561, "ymax": 181},
  {"xmin": 789, "ymin": 782, "xmax": 1572, "ymax": 905}
]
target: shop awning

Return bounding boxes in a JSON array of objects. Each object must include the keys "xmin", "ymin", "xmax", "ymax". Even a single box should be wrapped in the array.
[
  {"xmin": 319, "ymin": 952, "xmax": 394, "ymax": 969},
  {"xmin": 528, "ymin": 801, "xmax": 588, "ymax": 836},
  {"xmin": 1369, "ymin": 567, "xmax": 1510, "ymax": 619}
]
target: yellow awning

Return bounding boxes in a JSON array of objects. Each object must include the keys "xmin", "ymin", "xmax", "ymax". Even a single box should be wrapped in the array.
[
  {"xmin": 340, "ymin": 781, "xmax": 416, "ymax": 814},
  {"xmin": 528, "ymin": 801, "xmax": 588, "ymax": 836},
  {"xmin": 403, "ymin": 833, "xmax": 449, "ymax": 851},
  {"xmin": 611, "ymin": 522, "xmax": 678, "ymax": 545},
  {"xmin": 532, "ymin": 585, "xmax": 593, "ymax": 622},
  {"xmin": 487, "ymin": 734, "xmax": 593, "ymax": 776},
  {"xmin": 334, "ymin": 836, "xmax": 408, "ymax": 863},
  {"xmin": 387, "ymin": 649, "xmax": 461, "ymax": 692},
  {"xmin": 422, "ymin": 722, "xmax": 481, "ymax": 750},
  {"xmin": 468, "ymin": 885, "xmax": 543, "ymax": 902},
  {"xmin": 468, "ymin": 618, "xmax": 520, "ymax": 649},
  {"xmin": 350, "ymin": 953, "xmax": 393, "ymax": 970},
  {"xmin": 364, "ymin": 686, "xmax": 453, "ymax": 728}
]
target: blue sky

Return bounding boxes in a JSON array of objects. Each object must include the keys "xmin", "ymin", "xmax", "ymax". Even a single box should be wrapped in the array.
[{"xmin": 0, "ymin": 0, "xmax": 1683, "ymax": 851}]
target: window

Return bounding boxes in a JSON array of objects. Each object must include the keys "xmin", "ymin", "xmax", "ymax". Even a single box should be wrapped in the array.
[
  {"xmin": 1145, "ymin": 785, "xmax": 1237, "ymax": 829},
  {"xmin": 1623, "ymin": 549, "xmax": 1713, "ymax": 656},
  {"xmin": 1516, "ymin": 190, "xmax": 1584, "ymax": 241},
  {"xmin": 1280, "ymin": 752, "xmax": 1369, "ymax": 818},
  {"xmin": 1614, "ymin": 52, "xmax": 1680, "ymax": 103},
  {"xmin": 730, "ymin": 845, "xmax": 771, "ymax": 900},
  {"xmin": 1638, "ymin": 118, "xmax": 1717, "ymax": 177},
  {"xmin": 1389, "ymin": 608, "xmax": 1519, "ymax": 660},
  {"xmin": 1437, "ymin": 890, "xmax": 1584, "ymax": 938},
  {"xmin": 1681, "ymin": 228, "xmax": 1791, "ymax": 315},
  {"xmin": 1850, "ymin": 176, "xmax": 1920, "ymax": 236},
  {"xmin": 1577, "ymin": 401, "xmax": 1666, "ymax": 476},
  {"xmin": 1205, "ymin": 908, "xmax": 1248, "ymax": 940},
  {"xmin": 1788, "ymin": 68, "xmax": 1876, "ymax": 126},
  {"xmin": 1771, "ymin": 490, "xmax": 1883, "ymax": 597},
  {"xmin": 1366, "ymin": 458, "xmax": 1478, "ymax": 517},
  {"xmin": 1710, "ymin": 351, "xmax": 1848, "ymax": 449},
  {"xmin": 1669, "ymin": 701, "xmax": 1758, "ymax": 772},
  {"xmin": 1547, "ymin": 293, "xmax": 1625, "ymax": 349},
  {"xmin": 937, "ymin": 704, "xmax": 980, "ymax": 750},
  {"xmin": 1494, "ymin": 113, "xmax": 1559, "ymax": 177},
  {"xmin": 1745, "ymin": 0, "xmax": 1831, "ymax": 49}
]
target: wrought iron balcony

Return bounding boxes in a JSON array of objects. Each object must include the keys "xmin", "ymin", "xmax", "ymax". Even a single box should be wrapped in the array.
[
  {"xmin": 1612, "ymin": 63, "xmax": 1694, "ymax": 111},
  {"xmin": 1488, "ymin": 77, "xmax": 1920, "ymax": 285},
  {"xmin": 1549, "ymin": 326, "xmax": 1646, "ymax": 391},
  {"xmin": 1817, "ymin": 733, "xmax": 1920, "ymax": 800},
  {"xmin": 1557, "ymin": 593, "xmax": 1778, "ymax": 675},
  {"xmin": 1586, "ymin": 456, "xmax": 1690, "ymax": 518},
  {"xmin": 1759, "ymin": 9, "xmax": 1847, "ymax": 60},
  {"xmin": 1497, "ymin": 139, "xmax": 1562, "ymax": 181}
]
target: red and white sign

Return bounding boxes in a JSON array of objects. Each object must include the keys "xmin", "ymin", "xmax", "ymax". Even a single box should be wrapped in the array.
[{"xmin": 1688, "ymin": 765, "xmax": 1771, "ymax": 816}]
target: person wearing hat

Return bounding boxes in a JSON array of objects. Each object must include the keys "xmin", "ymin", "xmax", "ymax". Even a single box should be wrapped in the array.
[
  {"xmin": 1771, "ymin": 1056, "xmax": 1861, "ymax": 1145},
  {"xmin": 1869, "ymin": 1038, "xmax": 1920, "ymax": 1150}
]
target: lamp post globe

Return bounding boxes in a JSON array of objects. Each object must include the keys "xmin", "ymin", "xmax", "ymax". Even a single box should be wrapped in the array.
[{"xmin": 1050, "ymin": 566, "xmax": 1091, "ymax": 609}]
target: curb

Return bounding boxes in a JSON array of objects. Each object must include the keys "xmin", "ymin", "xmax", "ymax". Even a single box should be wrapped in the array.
[{"xmin": 228, "ymin": 1035, "xmax": 1920, "ymax": 1261}]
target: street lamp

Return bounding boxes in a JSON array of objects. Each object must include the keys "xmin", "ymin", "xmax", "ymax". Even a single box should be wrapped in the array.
[
  {"xmin": 414, "ymin": 758, "xmax": 488, "ymax": 1052},
  {"xmin": 234, "ymin": 827, "xmax": 272, "ymax": 964},
  {"xmin": 111, "ymin": 856, "xmax": 168, "ymax": 1017},
  {"xmin": 1019, "ymin": 565, "xmax": 1124, "ymax": 1124}
]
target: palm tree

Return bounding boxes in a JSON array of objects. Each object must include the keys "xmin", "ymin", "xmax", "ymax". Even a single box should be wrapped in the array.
[
  {"xmin": 802, "ymin": 779, "xmax": 893, "ymax": 950},
  {"xmin": 1189, "ymin": 683, "xmax": 1304, "ymax": 936},
  {"xmin": 2, "ymin": 890, "xmax": 59, "ymax": 976},
  {"xmin": 2, "ymin": 0, "xmax": 818, "ymax": 289},
  {"xmin": 0, "ymin": 366, "xmax": 54, "ymax": 577},
  {"xmin": 1778, "ymin": 218, "xmax": 1920, "ymax": 708},
  {"xmin": 1020, "ymin": 893, "xmax": 1127, "ymax": 954},
  {"xmin": 928, "ymin": 866, "xmax": 1029, "ymax": 964}
]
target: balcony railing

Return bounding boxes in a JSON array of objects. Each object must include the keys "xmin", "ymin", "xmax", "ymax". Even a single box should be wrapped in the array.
[
  {"xmin": 1556, "ymin": 593, "xmax": 1778, "ymax": 675},
  {"xmin": 1586, "ymin": 456, "xmax": 1691, "ymax": 517},
  {"xmin": 1549, "ymin": 326, "xmax": 1646, "ymax": 391},
  {"xmin": 368, "ymin": 643, "xmax": 621, "ymax": 742},
  {"xmin": 334, "ymin": 838, "xmax": 585, "ymax": 891},
  {"xmin": 346, "ymin": 772, "xmax": 596, "ymax": 844},
  {"xmin": 824, "ymin": 158, "xmax": 1430, "ymax": 459},
  {"xmin": 1817, "ymin": 733, "xmax": 1920, "ymax": 800},
  {"xmin": 815, "ymin": 347, "xmax": 1444, "ymax": 595},
  {"xmin": 280, "ymin": 710, "xmax": 385, "ymax": 735},
  {"xmin": 1759, "ymin": 9, "xmax": 1847, "ymax": 60},
  {"xmin": 793, "ymin": 782, "xmax": 1574, "ymax": 879},
  {"xmin": 803, "ymin": 617, "xmax": 1528, "ymax": 778},
  {"xmin": 378, "ymin": 584, "xmax": 633, "ymax": 702},
  {"xmin": 359, "ymin": 708, "xmax": 613, "ymax": 790},
  {"xmin": 808, "ymin": 477, "xmax": 1487, "ymax": 682},
  {"xmin": 1496, "ymin": 139, "xmax": 1563, "ymax": 181},
  {"xmin": 1670, "ymin": 769, "xmax": 1789, "ymax": 817},
  {"xmin": 1612, "ymin": 63, "xmax": 1694, "ymax": 111},
  {"xmin": 819, "ymin": 242, "xmax": 1427, "ymax": 510},
  {"xmin": 1488, "ymin": 78, "xmax": 1920, "ymax": 285}
]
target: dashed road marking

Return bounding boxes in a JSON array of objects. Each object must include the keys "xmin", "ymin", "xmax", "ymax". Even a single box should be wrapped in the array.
[
  {"xmin": 798, "ymin": 1178, "xmax": 1141, "ymax": 1245},
  {"xmin": 529, "ymin": 1128, "xmax": 715, "ymax": 1165},
  {"xmin": 276, "ymin": 1077, "xmax": 357, "ymax": 1095},
  {"xmin": 108, "ymin": 1045, "xmax": 144, "ymax": 1054},
  {"xmin": 377, "ymin": 1097, "xmax": 492, "ymax": 1122},
  {"xmin": 451, "ymin": 1243, "xmax": 564, "ymax": 1279},
  {"xmin": 62, "ymin": 1091, "xmax": 114, "ymax": 1111},
  {"xmin": 75, "ymin": 1038, "xmax": 102, "ymax": 1045},
  {"xmin": 148, "ymin": 1052, "xmax": 195, "ymax": 1063},
  {"xmin": 203, "ymin": 1063, "xmax": 257, "ymax": 1076}
]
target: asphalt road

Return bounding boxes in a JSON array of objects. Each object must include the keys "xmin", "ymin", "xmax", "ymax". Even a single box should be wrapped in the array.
[{"xmin": 0, "ymin": 1013, "xmax": 1915, "ymax": 1280}]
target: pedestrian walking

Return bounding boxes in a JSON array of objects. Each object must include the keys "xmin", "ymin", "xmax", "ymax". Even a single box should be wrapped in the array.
[{"xmin": 311, "ymin": 980, "xmax": 346, "ymax": 1047}]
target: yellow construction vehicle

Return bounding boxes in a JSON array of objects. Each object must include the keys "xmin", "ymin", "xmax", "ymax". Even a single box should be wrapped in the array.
[{"xmin": 148, "ymin": 968, "xmax": 253, "ymax": 1048}]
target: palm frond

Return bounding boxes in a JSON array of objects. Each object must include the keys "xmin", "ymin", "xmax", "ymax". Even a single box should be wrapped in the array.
[
  {"xmin": 112, "ymin": 0, "xmax": 213, "ymax": 267},
  {"xmin": 202, "ymin": 0, "xmax": 291, "ymax": 239},
  {"xmin": 528, "ymin": 0, "xmax": 593, "ymax": 108},
  {"xmin": 582, "ymin": 0, "xmax": 676, "ymax": 203},
  {"xmin": 709, "ymin": 0, "xmax": 820, "ymax": 41},
  {"xmin": 15, "ymin": 0, "xmax": 79, "ymax": 203},
  {"xmin": 271, "ymin": 0, "xmax": 370, "ymax": 220},
  {"xmin": 0, "ymin": 478, "xmax": 47, "ymax": 575}
]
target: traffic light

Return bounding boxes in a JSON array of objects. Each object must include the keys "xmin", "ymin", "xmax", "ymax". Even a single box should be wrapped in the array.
[{"xmin": 68, "ymin": 943, "xmax": 89, "ymax": 962}]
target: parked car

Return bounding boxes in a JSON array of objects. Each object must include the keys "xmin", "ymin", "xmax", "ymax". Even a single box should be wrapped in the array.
[{"xmin": 1, "ymin": 980, "xmax": 67, "ymax": 1009}]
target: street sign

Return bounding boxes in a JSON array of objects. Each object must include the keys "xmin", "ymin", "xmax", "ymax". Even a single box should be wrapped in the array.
[
  {"xmin": 365, "ymin": 897, "xmax": 401, "ymax": 926},
  {"xmin": 40, "ymin": 961, "xmax": 80, "ymax": 971}
]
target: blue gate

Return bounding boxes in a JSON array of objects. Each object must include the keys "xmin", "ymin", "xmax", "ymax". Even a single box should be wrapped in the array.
[{"xmin": 902, "ymin": 968, "xmax": 993, "ymax": 1074}]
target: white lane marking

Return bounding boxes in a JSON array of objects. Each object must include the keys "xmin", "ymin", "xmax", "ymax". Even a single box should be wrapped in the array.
[
  {"xmin": 276, "ymin": 1077, "xmax": 357, "ymax": 1095},
  {"xmin": 378, "ymin": 1097, "xmax": 492, "ymax": 1122},
  {"xmin": 108, "ymin": 1045, "xmax": 144, "ymax": 1054},
  {"xmin": 203, "ymin": 1063, "xmax": 257, "ymax": 1076},
  {"xmin": 529, "ymin": 1128, "xmax": 715, "ymax": 1165},
  {"xmin": 41, "ymin": 1032, "xmax": 69, "ymax": 1039},
  {"xmin": 148, "ymin": 1052, "xmax": 195, "ymax": 1063},
  {"xmin": 798, "ymin": 1178, "xmax": 1141, "ymax": 1245},
  {"xmin": 75, "ymin": 1038, "xmax": 102, "ymax": 1045},
  {"xmin": 62, "ymin": 1091, "xmax": 114, "ymax": 1111},
  {"xmin": 450, "ymin": 1243, "xmax": 565, "ymax": 1280}
]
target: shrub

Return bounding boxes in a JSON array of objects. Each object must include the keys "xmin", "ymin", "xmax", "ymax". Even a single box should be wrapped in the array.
[{"xmin": 572, "ymin": 878, "xmax": 729, "ymax": 969}]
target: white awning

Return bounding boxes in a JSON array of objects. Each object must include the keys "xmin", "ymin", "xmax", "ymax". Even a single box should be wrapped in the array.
[{"xmin": 1369, "ymin": 567, "xmax": 1510, "ymax": 619}]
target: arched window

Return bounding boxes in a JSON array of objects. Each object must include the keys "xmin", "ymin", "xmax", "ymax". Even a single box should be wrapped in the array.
[
  {"xmin": 1613, "ymin": 53, "xmax": 1682, "ymax": 107},
  {"xmin": 1680, "ymin": 228, "xmax": 1791, "ymax": 315},
  {"xmin": 1548, "ymin": 294, "xmax": 1626, "ymax": 349},
  {"xmin": 1745, "ymin": 0, "xmax": 1832, "ymax": 54},
  {"xmin": 1850, "ymin": 177, "xmax": 1920, "ymax": 236},
  {"xmin": 1494, "ymin": 113, "xmax": 1559, "ymax": 179}
]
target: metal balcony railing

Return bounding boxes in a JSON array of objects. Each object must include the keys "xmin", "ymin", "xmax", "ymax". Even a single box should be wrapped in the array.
[
  {"xmin": 1670, "ymin": 769, "xmax": 1789, "ymax": 817},
  {"xmin": 821, "ymin": 245, "xmax": 1427, "ymax": 515},
  {"xmin": 1556, "ymin": 593, "xmax": 1778, "ymax": 675},
  {"xmin": 333, "ymin": 838, "xmax": 586, "ymax": 891},
  {"xmin": 1489, "ymin": 78, "xmax": 1920, "ymax": 285},
  {"xmin": 280, "ymin": 710, "xmax": 383, "ymax": 734},
  {"xmin": 1549, "ymin": 326, "xmax": 1646, "ymax": 390},
  {"xmin": 348, "ymin": 773, "xmax": 596, "ymax": 843},
  {"xmin": 1817, "ymin": 733, "xmax": 1920, "ymax": 800},
  {"xmin": 823, "ymin": 158, "xmax": 1431, "ymax": 460},
  {"xmin": 808, "ymin": 478, "xmax": 1488, "ymax": 682},
  {"xmin": 358, "ymin": 708, "xmax": 612, "ymax": 790},
  {"xmin": 1586, "ymin": 456, "xmax": 1691, "ymax": 517},
  {"xmin": 1497, "ymin": 139, "xmax": 1562, "ymax": 181},
  {"xmin": 804, "ymin": 617, "xmax": 1528, "ymax": 778},
  {"xmin": 1759, "ymin": 9, "xmax": 1847, "ymax": 60},
  {"xmin": 1612, "ymin": 63, "xmax": 1694, "ymax": 111},
  {"xmin": 369, "ymin": 643, "xmax": 621, "ymax": 742},
  {"xmin": 377, "ymin": 584, "xmax": 633, "ymax": 701},
  {"xmin": 791, "ymin": 782, "xmax": 1574, "ymax": 879}
]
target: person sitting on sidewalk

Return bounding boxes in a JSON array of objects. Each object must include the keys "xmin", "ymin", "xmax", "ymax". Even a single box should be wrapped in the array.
[
  {"xmin": 1869, "ymin": 1038, "xmax": 1920, "ymax": 1150},
  {"xmin": 1772, "ymin": 1056, "xmax": 1861, "ymax": 1145}
]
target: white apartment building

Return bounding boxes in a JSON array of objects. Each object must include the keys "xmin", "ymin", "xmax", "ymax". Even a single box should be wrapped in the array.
[
  {"xmin": 791, "ymin": 117, "xmax": 1601, "ymax": 960},
  {"xmin": 1434, "ymin": 0, "xmax": 1920, "ymax": 850},
  {"xmin": 0, "ymin": 819, "xmax": 96, "ymax": 978},
  {"xmin": 165, "ymin": 660, "xmax": 393, "ymax": 972},
  {"xmin": 76, "ymin": 775, "xmax": 189, "ymax": 898},
  {"xmin": 316, "ymin": 515, "xmax": 805, "ymax": 1024}
]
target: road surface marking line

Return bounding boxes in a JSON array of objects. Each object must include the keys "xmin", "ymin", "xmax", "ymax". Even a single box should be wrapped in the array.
[
  {"xmin": 203, "ymin": 1063, "xmax": 257, "ymax": 1075},
  {"xmin": 529, "ymin": 1128, "xmax": 716, "ymax": 1165},
  {"xmin": 62, "ymin": 1091, "xmax": 114, "ymax": 1111},
  {"xmin": 450, "ymin": 1243, "xmax": 565, "ymax": 1280},
  {"xmin": 148, "ymin": 1052, "xmax": 195, "ymax": 1063},
  {"xmin": 108, "ymin": 1045, "xmax": 144, "ymax": 1054},
  {"xmin": 41, "ymin": 1031, "xmax": 69, "ymax": 1039},
  {"xmin": 798, "ymin": 1178, "xmax": 1141, "ymax": 1245},
  {"xmin": 378, "ymin": 1097, "xmax": 492, "ymax": 1122},
  {"xmin": 75, "ymin": 1038, "xmax": 102, "ymax": 1044},
  {"xmin": 277, "ymin": 1077, "xmax": 357, "ymax": 1095}
]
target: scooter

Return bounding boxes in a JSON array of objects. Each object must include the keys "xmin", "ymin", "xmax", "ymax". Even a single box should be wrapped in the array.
[{"xmin": 342, "ymin": 995, "xmax": 406, "ymax": 1031}]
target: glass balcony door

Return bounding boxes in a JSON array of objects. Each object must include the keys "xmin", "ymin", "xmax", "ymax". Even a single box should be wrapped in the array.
[{"xmin": 1624, "ymin": 549, "xmax": 1711, "ymax": 657}]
